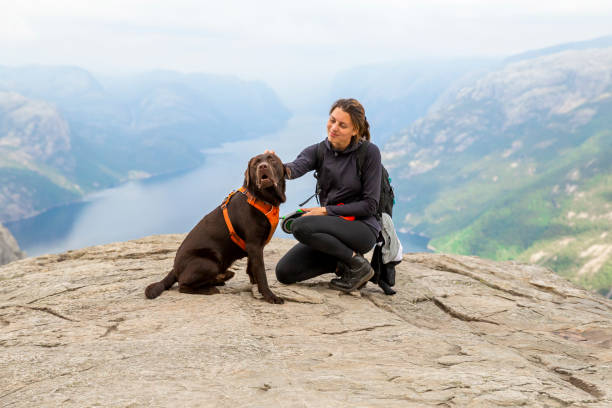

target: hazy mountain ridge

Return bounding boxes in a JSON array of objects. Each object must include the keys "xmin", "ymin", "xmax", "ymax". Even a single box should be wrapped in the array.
[
  {"xmin": 0, "ymin": 91, "xmax": 81, "ymax": 222},
  {"xmin": 384, "ymin": 46, "xmax": 612, "ymax": 295},
  {"xmin": 0, "ymin": 66, "xmax": 290, "ymax": 222},
  {"xmin": 0, "ymin": 91, "xmax": 72, "ymax": 169},
  {"xmin": 328, "ymin": 58, "xmax": 495, "ymax": 144},
  {"xmin": 504, "ymin": 34, "xmax": 612, "ymax": 64}
]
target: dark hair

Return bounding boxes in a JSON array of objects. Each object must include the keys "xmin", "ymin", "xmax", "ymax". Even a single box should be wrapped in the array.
[{"xmin": 329, "ymin": 98, "xmax": 370, "ymax": 142}]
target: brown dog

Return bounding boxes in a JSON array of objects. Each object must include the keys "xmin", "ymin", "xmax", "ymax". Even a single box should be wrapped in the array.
[{"xmin": 145, "ymin": 152, "xmax": 286, "ymax": 304}]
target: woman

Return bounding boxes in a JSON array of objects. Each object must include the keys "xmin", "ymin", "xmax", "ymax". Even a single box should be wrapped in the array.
[{"xmin": 275, "ymin": 98, "xmax": 382, "ymax": 292}]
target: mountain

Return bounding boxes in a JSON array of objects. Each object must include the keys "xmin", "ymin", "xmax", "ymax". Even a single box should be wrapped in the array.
[
  {"xmin": 0, "ymin": 66, "xmax": 290, "ymax": 222},
  {"xmin": 328, "ymin": 58, "xmax": 495, "ymax": 144},
  {"xmin": 384, "ymin": 44, "xmax": 612, "ymax": 296},
  {"xmin": 0, "ymin": 91, "xmax": 81, "ymax": 222},
  {"xmin": 1, "ymin": 236, "xmax": 611, "ymax": 406},
  {"xmin": 0, "ymin": 222, "xmax": 25, "ymax": 265},
  {"xmin": 505, "ymin": 35, "xmax": 612, "ymax": 64}
]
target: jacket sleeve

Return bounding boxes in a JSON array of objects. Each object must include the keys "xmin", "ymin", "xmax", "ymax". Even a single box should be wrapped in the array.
[
  {"xmin": 283, "ymin": 143, "xmax": 319, "ymax": 180},
  {"xmin": 326, "ymin": 143, "xmax": 382, "ymax": 217}
]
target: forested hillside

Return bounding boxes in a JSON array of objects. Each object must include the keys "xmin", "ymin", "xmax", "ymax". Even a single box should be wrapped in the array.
[
  {"xmin": 384, "ymin": 46, "xmax": 612, "ymax": 295},
  {"xmin": 0, "ymin": 66, "xmax": 290, "ymax": 222}
]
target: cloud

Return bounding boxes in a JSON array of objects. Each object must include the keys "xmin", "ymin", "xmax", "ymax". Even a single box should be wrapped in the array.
[
  {"xmin": 0, "ymin": 12, "xmax": 37, "ymax": 45},
  {"xmin": 2, "ymin": 0, "xmax": 611, "ymax": 89}
]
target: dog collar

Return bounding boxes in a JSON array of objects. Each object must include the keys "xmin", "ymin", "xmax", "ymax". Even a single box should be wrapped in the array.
[{"xmin": 221, "ymin": 187, "xmax": 280, "ymax": 251}]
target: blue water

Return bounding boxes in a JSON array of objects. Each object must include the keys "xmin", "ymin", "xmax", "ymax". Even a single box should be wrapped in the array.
[{"xmin": 7, "ymin": 115, "xmax": 431, "ymax": 257}]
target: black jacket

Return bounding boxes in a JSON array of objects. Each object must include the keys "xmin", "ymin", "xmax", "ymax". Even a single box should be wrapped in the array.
[{"xmin": 285, "ymin": 138, "xmax": 382, "ymax": 235}]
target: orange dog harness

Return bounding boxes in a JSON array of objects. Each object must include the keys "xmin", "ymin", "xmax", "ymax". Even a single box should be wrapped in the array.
[{"xmin": 221, "ymin": 187, "xmax": 280, "ymax": 251}]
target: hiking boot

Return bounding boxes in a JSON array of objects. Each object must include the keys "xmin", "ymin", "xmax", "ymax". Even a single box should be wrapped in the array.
[
  {"xmin": 329, "ymin": 253, "xmax": 374, "ymax": 292},
  {"xmin": 334, "ymin": 261, "xmax": 349, "ymax": 277},
  {"xmin": 334, "ymin": 261, "xmax": 368, "ymax": 289}
]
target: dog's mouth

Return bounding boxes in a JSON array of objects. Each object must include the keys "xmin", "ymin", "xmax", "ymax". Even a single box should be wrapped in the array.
[
  {"xmin": 259, "ymin": 174, "xmax": 273, "ymax": 188},
  {"xmin": 256, "ymin": 166, "xmax": 275, "ymax": 189}
]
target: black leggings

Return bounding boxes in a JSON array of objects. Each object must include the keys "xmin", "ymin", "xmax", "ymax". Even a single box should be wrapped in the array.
[{"xmin": 275, "ymin": 215, "xmax": 377, "ymax": 284}]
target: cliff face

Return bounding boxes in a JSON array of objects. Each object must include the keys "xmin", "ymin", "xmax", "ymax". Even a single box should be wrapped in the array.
[
  {"xmin": 1, "ymin": 236, "xmax": 611, "ymax": 407},
  {"xmin": 0, "ymin": 223, "xmax": 25, "ymax": 265},
  {"xmin": 0, "ymin": 66, "xmax": 291, "ymax": 223},
  {"xmin": 0, "ymin": 91, "xmax": 80, "ymax": 222},
  {"xmin": 384, "ymin": 46, "xmax": 612, "ymax": 294}
]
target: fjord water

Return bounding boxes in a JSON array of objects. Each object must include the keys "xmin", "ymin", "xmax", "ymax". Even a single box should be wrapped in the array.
[{"xmin": 7, "ymin": 115, "xmax": 430, "ymax": 257}]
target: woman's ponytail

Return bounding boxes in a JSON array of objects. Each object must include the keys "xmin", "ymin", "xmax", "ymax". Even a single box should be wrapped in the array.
[{"xmin": 362, "ymin": 115, "xmax": 370, "ymax": 142}]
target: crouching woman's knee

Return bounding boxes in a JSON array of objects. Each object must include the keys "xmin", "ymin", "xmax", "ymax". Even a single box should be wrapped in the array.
[{"xmin": 290, "ymin": 216, "xmax": 313, "ymax": 243}]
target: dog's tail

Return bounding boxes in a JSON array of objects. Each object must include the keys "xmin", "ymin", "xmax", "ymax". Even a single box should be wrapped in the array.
[{"xmin": 145, "ymin": 269, "xmax": 177, "ymax": 299}]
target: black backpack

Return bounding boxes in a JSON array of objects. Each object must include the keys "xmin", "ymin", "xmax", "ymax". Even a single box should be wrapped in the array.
[{"xmin": 303, "ymin": 140, "xmax": 399, "ymax": 295}]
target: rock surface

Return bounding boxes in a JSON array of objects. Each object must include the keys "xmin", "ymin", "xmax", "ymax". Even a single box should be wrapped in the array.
[
  {"xmin": 1, "ymin": 235, "xmax": 611, "ymax": 407},
  {"xmin": 0, "ymin": 223, "xmax": 25, "ymax": 266}
]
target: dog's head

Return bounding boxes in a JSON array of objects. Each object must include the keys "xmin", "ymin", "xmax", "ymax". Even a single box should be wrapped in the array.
[{"xmin": 243, "ymin": 152, "xmax": 287, "ymax": 206}]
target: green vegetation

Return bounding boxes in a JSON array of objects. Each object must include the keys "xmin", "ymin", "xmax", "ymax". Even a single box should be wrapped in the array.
[
  {"xmin": 407, "ymin": 128, "xmax": 612, "ymax": 293},
  {"xmin": 389, "ymin": 57, "xmax": 612, "ymax": 294},
  {"xmin": 0, "ymin": 167, "xmax": 81, "ymax": 218}
]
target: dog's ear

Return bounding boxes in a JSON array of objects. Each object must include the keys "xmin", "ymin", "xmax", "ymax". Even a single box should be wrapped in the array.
[
  {"xmin": 275, "ymin": 178, "xmax": 286, "ymax": 203},
  {"xmin": 244, "ymin": 157, "xmax": 256, "ymax": 188},
  {"xmin": 273, "ymin": 160, "xmax": 287, "ymax": 203}
]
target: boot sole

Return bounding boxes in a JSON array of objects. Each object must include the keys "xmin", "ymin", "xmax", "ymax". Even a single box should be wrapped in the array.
[{"xmin": 330, "ymin": 268, "xmax": 374, "ymax": 293}]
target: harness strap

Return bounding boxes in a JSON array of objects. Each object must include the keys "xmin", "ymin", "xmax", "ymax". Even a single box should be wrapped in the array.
[
  {"xmin": 222, "ymin": 190, "xmax": 245, "ymax": 250},
  {"xmin": 221, "ymin": 187, "xmax": 280, "ymax": 251}
]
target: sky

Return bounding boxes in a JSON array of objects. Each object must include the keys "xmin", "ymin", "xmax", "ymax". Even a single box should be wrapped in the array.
[{"xmin": 2, "ymin": 0, "xmax": 612, "ymax": 101}]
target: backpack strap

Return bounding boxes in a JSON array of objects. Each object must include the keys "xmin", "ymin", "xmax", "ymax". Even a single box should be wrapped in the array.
[
  {"xmin": 299, "ymin": 141, "xmax": 326, "ymax": 207},
  {"xmin": 355, "ymin": 139, "xmax": 385, "ymax": 223},
  {"xmin": 354, "ymin": 139, "xmax": 370, "ymax": 181},
  {"xmin": 298, "ymin": 141, "xmax": 326, "ymax": 207},
  {"xmin": 314, "ymin": 141, "xmax": 326, "ymax": 183},
  {"xmin": 315, "ymin": 140, "xmax": 326, "ymax": 169}
]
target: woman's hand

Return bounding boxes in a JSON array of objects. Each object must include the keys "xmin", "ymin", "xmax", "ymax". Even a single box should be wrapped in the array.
[
  {"xmin": 302, "ymin": 207, "xmax": 327, "ymax": 216},
  {"xmin": 264, "ymin": 149, "xmax": 275, "ymax": 154}
]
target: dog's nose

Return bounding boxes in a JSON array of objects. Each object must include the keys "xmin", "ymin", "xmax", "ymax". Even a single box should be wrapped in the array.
[{"xmin": 258, "ymin": 162, "xmax": 269, "ymax": 170}]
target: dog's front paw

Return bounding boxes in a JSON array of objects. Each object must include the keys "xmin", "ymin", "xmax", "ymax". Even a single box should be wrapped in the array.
[{"xmin": 264, "ymin": 293, "xmax": 284, "ymax": 304}]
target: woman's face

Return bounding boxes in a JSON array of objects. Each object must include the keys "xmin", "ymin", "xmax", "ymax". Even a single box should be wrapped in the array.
[{"xmin": 327, "ymin": 108, "xmax": 356, "ymax": 151}]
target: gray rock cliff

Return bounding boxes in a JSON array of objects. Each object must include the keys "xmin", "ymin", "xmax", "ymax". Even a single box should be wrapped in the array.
[
  {"xmin": 0, "ymin": 223, "xmax": 25, "ymax": 265},
  {"xmin": 1, "ymin": 235, "xmax": 611, "ymax": 407}
]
